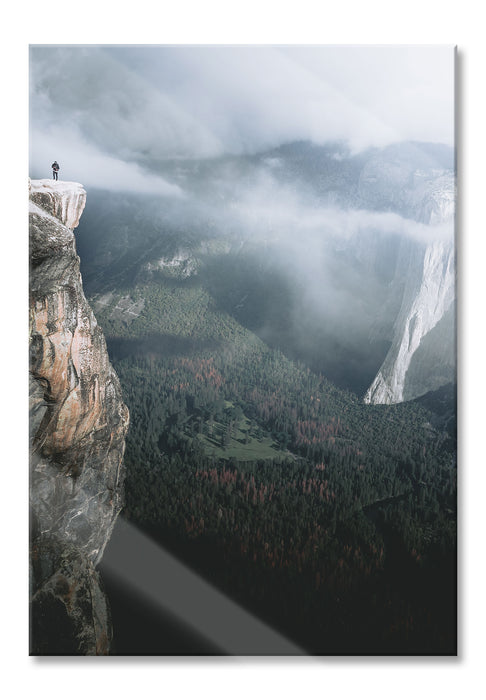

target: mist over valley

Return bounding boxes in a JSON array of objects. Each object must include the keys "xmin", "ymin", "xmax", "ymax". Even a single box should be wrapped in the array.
[
  {"xmin": 29, "ymin": 46, "xmax": 456, "ymax": 655},
  {"xmin": 73, "ymin": 139, "xmax": 455, "ymax": 398}
]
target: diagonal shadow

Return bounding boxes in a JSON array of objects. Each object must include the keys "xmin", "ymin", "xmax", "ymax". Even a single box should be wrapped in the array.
[{"xmin": 100, "ymin": 517, "xmax": 305, "ymax": 656}]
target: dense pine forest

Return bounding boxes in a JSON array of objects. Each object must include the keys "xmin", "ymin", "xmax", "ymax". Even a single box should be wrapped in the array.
[{"xmin": 92, "ymin": 269, "xmax": 456, "ymax": 654}]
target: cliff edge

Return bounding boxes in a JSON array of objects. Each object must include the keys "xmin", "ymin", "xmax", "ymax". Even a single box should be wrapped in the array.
[{"xmin": 29, "ymin": 179, "xmax": 129, "ymax": 654}]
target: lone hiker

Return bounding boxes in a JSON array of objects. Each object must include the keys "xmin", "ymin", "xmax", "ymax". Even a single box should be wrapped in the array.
[{"xmin": 51, "ymin": 161, "xmax": 60, "ymax": 181}]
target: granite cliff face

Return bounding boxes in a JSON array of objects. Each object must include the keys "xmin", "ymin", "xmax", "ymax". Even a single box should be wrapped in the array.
[
  {"xmin": 364, "ymin": 172, "xmax": 455, "ymax": 405},
  {"xmin": 364, "ymin": 237, "xmax": 455, "ymax": 404},
  {"xmin": 29, "ymin": 179, "xmax": 129, "ymax": 654}
]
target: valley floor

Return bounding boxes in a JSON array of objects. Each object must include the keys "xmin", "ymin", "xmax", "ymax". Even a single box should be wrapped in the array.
[{"xmin": 91, "ymin": 273, "xmax": 457, "ymax": 655}]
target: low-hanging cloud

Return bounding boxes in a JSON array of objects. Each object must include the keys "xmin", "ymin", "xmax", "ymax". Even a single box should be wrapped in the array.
[
  {"xmin": 221, "ymin": 167, "xmax": 454, "ymax": 246},
  {"xmin": 107, "ymin": 45, "xmax": 454, "ymax": 154},
  {"xmin": 30, "ymin": 46, "xmax": 222, "ymax": 162},
  {"xmin": 232, "ymin": 198, "xmax": 454, "ymax": 244},
  {"xmin": 29, "ymin": 45, "xmax": 454, "ymax": 187},
  {"xmin": 29, "ymin": 124, "xmax": 184, "ymax": 196}
]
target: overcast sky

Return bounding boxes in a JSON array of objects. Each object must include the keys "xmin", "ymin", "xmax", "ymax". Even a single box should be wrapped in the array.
[{"xmin": 29, "ymin": 45, "xmax": 454, "ymax": 190}]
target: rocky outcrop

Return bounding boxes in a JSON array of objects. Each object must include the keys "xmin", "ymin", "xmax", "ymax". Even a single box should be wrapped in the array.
[
  {"xmin": 29, "ymin": 179, "xmax": 129, "ymax": 654},
  {"xmin": 30, "ymin": 178, "xmax": 87, "ymax": 230}
]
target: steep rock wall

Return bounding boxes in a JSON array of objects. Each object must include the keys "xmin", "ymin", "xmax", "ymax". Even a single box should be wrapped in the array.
[
  {"xmin": 364, "ymin": 175, "xmax": 455, "ymax": 405},
  {"xmin": 29, "ymin": 179, "xmax": 129, "ymax": 654},
  {"xmin": 364, "ymin": 238, "xmax": 455, "ymax": 404}
]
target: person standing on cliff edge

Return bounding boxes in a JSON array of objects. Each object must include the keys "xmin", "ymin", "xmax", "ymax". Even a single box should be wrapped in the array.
[{"xmin": 51, "ymin": 161, "xmax": 59, "ymax": 180}]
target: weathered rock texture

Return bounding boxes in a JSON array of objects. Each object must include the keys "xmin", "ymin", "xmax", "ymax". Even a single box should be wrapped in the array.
[{"xmin": 29, "ymin": 179, "xmax": 129, "ymax": 654}]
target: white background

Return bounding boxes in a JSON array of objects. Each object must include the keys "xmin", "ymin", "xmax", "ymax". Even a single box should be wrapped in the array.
[{"xmin": 1, "ymin": 1, "xmax": 483, "ymax": 698}]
